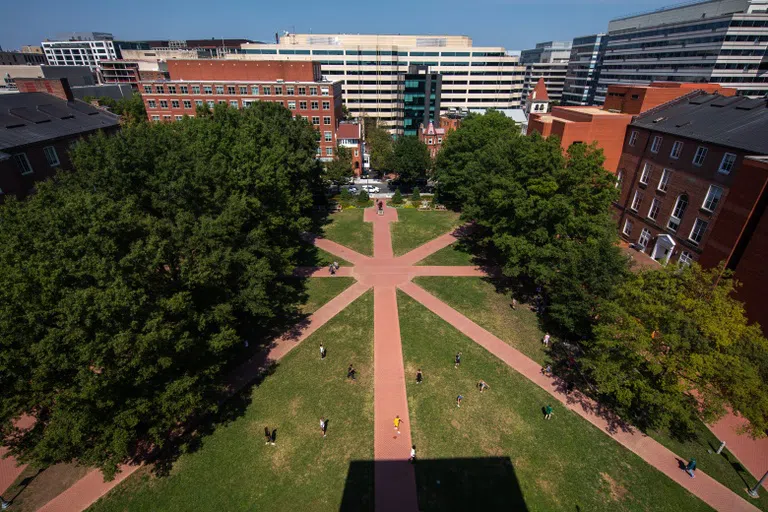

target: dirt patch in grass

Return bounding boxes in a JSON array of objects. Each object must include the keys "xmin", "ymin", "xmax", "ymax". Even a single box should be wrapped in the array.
[{"xmin": 601, "ymin": 472, "xmax": 628, "ymax": 502}]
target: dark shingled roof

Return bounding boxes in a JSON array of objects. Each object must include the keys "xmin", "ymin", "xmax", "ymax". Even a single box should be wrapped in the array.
[
  {"xmin": 631, "ymin": 93, "xmax": 768, "ymax": 155},
  {"xmin": 0, "ymin": 92, "xmax": 120, "ymax": 152}
]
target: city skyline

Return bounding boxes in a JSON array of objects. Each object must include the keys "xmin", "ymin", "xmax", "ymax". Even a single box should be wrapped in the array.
[{"xmin": 1, "ymin": 0, "xmax": 679, "ymax": 52}]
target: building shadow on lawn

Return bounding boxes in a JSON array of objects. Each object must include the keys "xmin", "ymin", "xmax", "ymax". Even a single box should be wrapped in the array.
[{"xmin": 340, "ymin": 457, "xmax": 529, "ymax": 512}]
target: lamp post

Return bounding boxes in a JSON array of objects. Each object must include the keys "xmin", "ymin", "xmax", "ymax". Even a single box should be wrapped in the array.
[{"xmin": 748, "ymin": 470, "xmax": 768, "ymax": 498}]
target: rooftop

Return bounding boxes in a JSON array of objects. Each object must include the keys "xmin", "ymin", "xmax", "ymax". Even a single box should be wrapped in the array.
[
  {"xmin": 0, "ymin": 92, "xmax": 120, "ymax": 152},
  {"xmin": 632, "ymin": 92, "xmax": 768, "ymax": 155}
]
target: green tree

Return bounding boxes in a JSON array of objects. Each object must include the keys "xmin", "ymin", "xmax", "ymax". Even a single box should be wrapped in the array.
[
  {"xmin": 341, "ymin": 104, "xmax": 352, "ymax": 121},
  {"xmin": 324, "ymin": 145, "xmax": 354, "ymax": 192},
  {"xmin": 357, "ymin": 189, "xmax": 370, "ymax": 206},
  {"xmin": 411, "ymin": 187, "xmax": 421, "ymax": 202},
  {"xmin": 93, "ymin": 93, "xmax": 147, "ymax": 123},
  {"xmin": 0, "ymin": 102, "xmax": 323, "ymax": 477},
  {"xmin": 582, "ymin": 264, "xmax": 768, "ymax": 437},
  {"xmin": 365, "ymin": 124, "xmax": 394, "ymax": 174},
  {"xmin": 392, "ymin": 136, "xmax": 430, "ymax": 189},
  {"xmin": 391, "ymin": 188, "xmax": 404, "ymax": 205}
]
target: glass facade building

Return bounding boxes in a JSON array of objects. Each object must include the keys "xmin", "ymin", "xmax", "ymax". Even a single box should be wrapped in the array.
[{"xmin": 402, "ymin": 65, "xmax": 442, "ymax": 137}]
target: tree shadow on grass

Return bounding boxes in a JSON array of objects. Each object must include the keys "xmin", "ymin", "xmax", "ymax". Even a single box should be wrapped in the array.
[{"xmin": 340, "ymin": 457, "xmax": 529, "ymax": 512}]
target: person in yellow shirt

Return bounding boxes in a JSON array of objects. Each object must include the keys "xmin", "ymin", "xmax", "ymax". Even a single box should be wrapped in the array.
[{"xmin": 394, "ymin": 415, "xmax": 402, "ymax": 434}]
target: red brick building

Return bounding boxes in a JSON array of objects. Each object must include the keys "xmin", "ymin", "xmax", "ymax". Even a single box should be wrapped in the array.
[
  {"xmin": 615, "ymin": 92, "xmax": 768, "ymax": 332},
  {"xmin": 528, "ymin": 82, "xmax": 735, "ymax": 173},
  {"xmin": 419, "ymin": 121, "xmax": 446, "ymax": 158},
  {"xmin": 336, "ymin": 122, "xmax": 363, "ymax": 174},
  {"xmin": 140, "ymin": 60, "xmax": 343, "ymax": 160},
  {"xmin": 0, "ymin": 78, "xmax": 121, "ymax": 201},
  {"xmin": 100, "ymin": 60, "xmax": 168, "ymax": 90}
]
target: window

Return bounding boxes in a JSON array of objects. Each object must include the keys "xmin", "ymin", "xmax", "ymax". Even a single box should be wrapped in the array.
[
  {"xmin": 667, "ymin": 195, "xmax": 688, "ymax": 231},
  {"xmin": 203, "ymin": 85, "xmax": 213, "ymax": 95},
  {"xmin": 648, "ymin": 198, "xmax": 661, "ymax": 221},
  {"xmin": 287, "ymin": 86, "xmax": 294, "ymax": 95},
  {"xmin": 274, "ymin": 86, "xmax": 283, "ymax": 95},
  {"xmin": 288, "ymin": 101, "xmax": 296, "ymax": 110},
  {"xmin": 310, "ymin": 86, "xmax": 318, "ymax": 95},
  {"xmin": 638, "ymin": 228, "xmax": 651, "ymax": 248},
  {"xmin": 251, "ymin": 85, "xmax": 259, "ymax": 95},
  {"xmin": 230, "ymin": 100, "xmax": 239, "ymax": 108},
  {"xmin": 323, "ymin": 116, "xmax": 331, "ymax": 125},
  {"xmin": 689, "ymin": 218, "xmax": 708, "ymax": 245},
  {"xmin": 143, "ymin": 85, "xmax": 152, "ymax": 94},
  {"xmin": 180, "ymin": 85, "xmax": 188, "ymax": 94},
  {"xmin": 326, "ymin": 147, "xmax": 333, "ymax": 156},
  {"xmin": 13, "ymin": 153, "xmax": 33, "ymax": 175},
  {"xmin": 148, "ymin": 100, "xmax": 156, "ymax": 108},
  {"xmin": 658, "ymin": 168, "xmax": 671, "ymax": 192},
  {"xmin": 628, "ymin": 130, "xmax": 638, "ymax": 147},
  {"xmin": 43, "ymin": 146, "xmax": 60, "ymax": 166},
  {"xmin": 160, "ymin": 100, "xmax": 169, "ymax": 109},
  {"xmin": 670, "ymin": 141, "xmax": 683, "ymax": 159},
  {"xmin": 168, "ymin": 85, "xmax": 176, "ymax": 94},
  {"xmin": 171, "ymin": 100, "xmax": 179, "ymax": 108},
  {"xmin": 192, "ymin": 85, "xmax": 201, "ymax": 94},
  {"xmin": 156, "ymin": 85, "xmax": 165, "ymax": 94},
  {"xmin": 207, "ymin": 100, "xmax": 215, "ymax": 108},
  {"xmin": 622, "ymin": 218, "xmax": 633, "ymax": 236},
  {"xmin": 215, "ymin": 85, "xmax": 224, "ymax": 95},
  {"xmin": 322, "ymin": 101, "xmax": 330, "ymax": 110},
  {"xmin": 183, "ymin": 100, "xmax": 192, "ymax": 109},
  {"xmin": 354, "ymin": 149, "xmax": 359, "ymax": 157},
  {"xmin": 195, "ymin": 100, "xmax": 203, "ymax": 107},
  {"xmin": 227, "ymin": 86, "xmax": 236, "ymax": 94},
  {"xmin": 299, "ymin": 101, "xmax": 307, "ymax": 109},
  {"xmin": 702, "ymin": 185, "xmax": 723, "ymax": 212},
  {"xmin": 693, "ymin": 146, "xmax": 708, "ymax": 166},
  {"xmin": 324, "ymin": 131, "xmax": 332, "ymax": 142},
  {"xmin": 151, "ymin": 115, "xmax": 160, "ymax": 121},
  {"xmin": 650, "ymin": 135, "xmax": 662, "ymax": 153},
  {"xmin": 312, "ymin": 116, "xmax": 320, "ymax": 125},
  {"xmin": 175, "ymin": 115, "xmax": 183, "ymax": 121},
  {"xmin": 718, "ymin": 153, "xmax": 737, "ymax": 174},
  {"xmin": 235, "ymin": 86, "xmax": 244, "ymax": 95},
  {"xmin": 630, "ymin": 190, "xmax": 643, "ymax": 211},
  {"xmin": 311, "ymin": 101, "xmax": 319, "ymax": 110},
  {"xmin": 263, "ymin": 86, "xmax": 271, "ymax": 95},
  {"xmin": 615, "ymin": 170, "xmax": 623, "ymax": 189},
  {"xmin": 321, "ymin": 87, "xmax": 329, "ymax": 96},
  {"xmin": 428, "ymin": 138, "xmax": 433, "ymax": 144},
  {"xmin": 298, "ymin": 86, "xmax": 306, "ymax": 95},
  {"xmin": 639, "ymin": 163, "xmax": 652, "ymax": 185},
  {"xmin": 438, "ymin": 137, "xmax": 442, "ymax": 143},
  {"xmin": 678, "ymin": 251, "xmax": 693, "ymax": 267}
]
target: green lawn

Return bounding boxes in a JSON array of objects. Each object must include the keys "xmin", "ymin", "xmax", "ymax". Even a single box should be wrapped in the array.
[
  {"xmin": 321, "ymin": 209, "xmax": 373, "ymax": 256},
  {"xmin": 300, "ymin": 277, "xmax": 355, "ymax": 315},
  {"xmin": 296, "ymin": 244, "xmax": 352, "ymax": 267},
  {"xmin": 391, "ymin": 210, "xmax": 462, "ymax": 257},
  {"xmin": 414, "ymin": 277, "xmax": 547, "ymax": 365},
  {"xmin": 397, "ymin": 291, "xmax": 712, "ymax": 512},
  {"xmin": 416, "ymin": 241, "xmax": 475, "ymax": 266},
  {"xmin": 88, "ymin": 291, "xmax": 375, "ymax": 512}
]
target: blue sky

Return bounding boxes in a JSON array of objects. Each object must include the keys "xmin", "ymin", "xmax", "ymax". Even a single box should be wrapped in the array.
[{"xmin": 2, "ymin": 0, "xmax": 677, "ymax": 52}]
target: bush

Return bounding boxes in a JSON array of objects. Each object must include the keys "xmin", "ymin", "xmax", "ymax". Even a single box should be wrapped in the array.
[
  {"xmin": 357, "ymin": 189, "xmax": 370, "ymax": 206},
  {"xmin": 411, "ymin": 187, "xmax": 421, "ymax": 202},
  {"xmin": 339, "ymin": 188, "xmax": 353, "ymax": 202},
  {"xmin": 391, "ymin": 188, "xmax": 404, "ymax": 205}
]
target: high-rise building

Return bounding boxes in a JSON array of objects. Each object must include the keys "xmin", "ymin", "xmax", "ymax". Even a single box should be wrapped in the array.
[
  {"xmin": 42, "ymin": 33, "xmax": 148, "ymax": 71},
  {"xmin": 561, "ymin": 34, "xmax": 606, "ymax": 105},
  {"xmin": 233, "ymin": 34, "xmax": 526, "ymax": 134},
  {"xmin": 402, "ymin": 65, "xmax": 441, "ymax": 137},
  {"xmin": 520, "ymin": 41, "xmax": 571, "ymax": 104},
  {"xmin": 597, "ymin": 0, "xmax": 768, "ymax": 102}
]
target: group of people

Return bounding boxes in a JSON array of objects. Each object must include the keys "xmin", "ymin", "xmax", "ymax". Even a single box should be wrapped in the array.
[{"xmin": 328, "ymin": 261, "xmax": 340, "ymax": 275}]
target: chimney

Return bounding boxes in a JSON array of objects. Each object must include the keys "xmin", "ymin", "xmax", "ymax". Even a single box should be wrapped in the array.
[{"xmin": 14, "ymin": 77, "xmax": 74, "ymax": 102}]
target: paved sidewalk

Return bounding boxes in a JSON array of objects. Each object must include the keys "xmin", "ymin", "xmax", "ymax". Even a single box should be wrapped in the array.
[
  {"xmin": 710, "ymin": 413, "xmax": 768, "ymax": 490},
  {"xmin": 396, "ymin": 231, "xmax": 458, "ymax": 266},
  {"xmin": 364, "ymin": 202, "xmax": 397, "ymax": 260},
  {"xmin": 399, "ymin": 280, "xmax": 761, "ymax": 512}
]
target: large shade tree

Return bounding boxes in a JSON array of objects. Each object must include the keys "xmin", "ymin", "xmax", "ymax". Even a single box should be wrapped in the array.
[
  {"xmin": 0, "ymin": 102, "xmax": 323, "ymax": 477},
  {"xmin": 392, "ymin": 135, "xmax": 430, "ymax": 189}
]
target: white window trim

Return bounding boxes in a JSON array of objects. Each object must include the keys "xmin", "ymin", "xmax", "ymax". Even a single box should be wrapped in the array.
[
  {"xmin": 693, "ymin": 146, "xmax": 708, "ymax": 167},
  {"xmin": 14, "ymin": 153, "xmax": 33, "ymax": 175},
  {"xmin": 44, "ymin": 146, "xmax": 60, "ymax": 167},
  {"xmin": 718, "ymin": 152, "xmax": 737, "ymax": 175},
  {"xmin": 650, "ymin": 136, "xmax": 662, "ymax": 154},
  {"xmin": 630, "ymin": 190, "xmax": 642, "ymax": 211},
  {"xmin": 657, "ymin": 169, "xmax": 671, "ymax": 192},
  {"xmin": 639, "ymin": 163, "xmax": 652, "ymax": 185},
  {"xmin": 628, "ymin": 131, "xmax": 638, "ymax": 147},
  {"xmin": 670, "ymin": 141, "xmax": 683, "ymax": 160},
  {"xmin": 701, "ymin": 185, "xmax": 723, "ymax": 212},
  {"xmin": 647, "ymin": 198, "xmax": 660, "ymax": 221},
  {"xmin": 638, "ymin": 228, "xmax": 651, "ymax": 248},
  {"xmin": 679, "ymin": 251, "xmax": 693, "ymax": 267},
  {"xmin": 688, "ymin": 218, "xmax": 708, "ymax": 245},
  {"xmin": 622, "ymin": 218, "xmax": 633, "ymax": 236}
]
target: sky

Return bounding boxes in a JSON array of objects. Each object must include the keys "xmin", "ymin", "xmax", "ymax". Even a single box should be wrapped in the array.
[{"xmin": 1, "ymin": 0, "xmax": 679, "ymax": 52}]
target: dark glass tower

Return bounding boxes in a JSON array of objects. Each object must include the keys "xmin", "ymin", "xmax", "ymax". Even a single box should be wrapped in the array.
[{"xmin": 401, "ymin": 65, "xmax": 441, "ymax": 137}]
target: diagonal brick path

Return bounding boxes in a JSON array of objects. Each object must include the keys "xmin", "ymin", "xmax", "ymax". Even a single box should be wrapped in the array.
[{"xmin": 22, "ymin": 201, "xmax": 765, "ymax": 511}]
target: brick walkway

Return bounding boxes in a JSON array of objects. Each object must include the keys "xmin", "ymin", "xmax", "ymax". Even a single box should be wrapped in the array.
[
  {"xmin": 20, "ymin": 202, "xmax": 765, "ymax": 511},
  {"xmin": 709, "ymin": 413, "xmax": 768, "ymax": 491}
]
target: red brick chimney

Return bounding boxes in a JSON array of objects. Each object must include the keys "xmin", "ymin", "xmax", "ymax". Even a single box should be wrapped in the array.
[{"xmin": 14, "ymin": 77, "xmax": 75, "ymax": 101}]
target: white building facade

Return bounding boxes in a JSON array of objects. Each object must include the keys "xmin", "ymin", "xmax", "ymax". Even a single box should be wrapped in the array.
[
  {"xmin": 42, "ymin": 38, "xmax": 119, "ymax": 70},
  {"xmin": 234, "ymin": 34, "xmax": 526, "ymax": 134}
]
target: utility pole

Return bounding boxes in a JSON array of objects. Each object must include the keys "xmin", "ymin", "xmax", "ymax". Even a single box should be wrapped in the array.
[{"xmin": 748, "ymin": 470, "xmax": 768, "ymax": 498}]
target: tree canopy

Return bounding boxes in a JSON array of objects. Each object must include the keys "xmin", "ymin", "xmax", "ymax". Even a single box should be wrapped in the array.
[
  {"xmin": 582, "ymin": 265, "xmax": 768, "ymax": 437},
  {"xmin": 392, "ymin": 135, "xmax": 430, "ymax": 190},
  {"xmin": 87, "ymin": 93, "xmax": 147, "ymax": 123},
  {"xmin": 364, "ymin": 123, "xmax": 394, "ymax": 174},
  {"xmin": 0, "ymin": 102, "xmax": 323, "ymax": 477},
  {"xmin": 324, "ymin": 144, "xmax": 354, "ymax": 191}
]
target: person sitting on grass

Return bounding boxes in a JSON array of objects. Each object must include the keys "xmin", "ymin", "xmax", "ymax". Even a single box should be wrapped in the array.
[
  {"xmin": 544, "ymin": 404, "xmax": 554, "ymax": 420},
  {"xmin": 477, "ymin": 380, "xmax": 490, "ymax": 393},
  {"xmin": 347, "ymin": 364, "xmax": 357, "ymax": 380},
  {"xmin": 416, "ymin": 368, "xmax": 423, "ymax": 384}
]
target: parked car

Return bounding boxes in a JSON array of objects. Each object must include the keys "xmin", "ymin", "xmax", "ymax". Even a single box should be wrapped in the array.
[
  {"xmin": 362, "ymin": 185, "xmax": 380, "ymax": 193},
  {"xmin": 347, "ymin": 186, "xmax": 358, "ymax": 194}
]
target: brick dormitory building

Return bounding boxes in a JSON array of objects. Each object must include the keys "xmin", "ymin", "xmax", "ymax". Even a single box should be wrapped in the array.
[
  {"xmin": 614, "ymin": 92, "xmax": 768, "ymax": 332},
  {"xmin": 140, "ymin": 60, "xmax": 343, "ymax": 160}
]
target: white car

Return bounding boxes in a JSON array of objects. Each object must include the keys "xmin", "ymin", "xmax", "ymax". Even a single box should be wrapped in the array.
[{"xmin": 362, "ymin": 185, "xmax": 380, "ymax": 193}]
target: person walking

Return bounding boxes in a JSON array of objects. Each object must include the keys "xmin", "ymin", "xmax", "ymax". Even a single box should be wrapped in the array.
[
  {"xmin": 329, "ymin": 262, "xmax": 336, "ymax": 275},
  {"xmin": 477, "ymin": 380, "xmax": 490, "ymax": 393},
  {"xmin": 270, "ymin": 428, "xmax": 277, "ymax": 445},
  {"xmin": 456, "ymin": 394, "xmax": 463, "ymax": 408},
  {"xmin": 333, "ymin": 261, "xmax": 340, "ymax": 271},
  {"xmin": 320, "ymin": 343, "xmax": 327, "ymax": 360},
  {"xmin": 416, "ymin": 368, "xmax": 423, "ymax": 384},
  {"xmin": 685, "ymin": 458, "xmax": 697, "ymax": 478},
  {"xmin": 409, "ymin": 445, "xmax": 416, "ymax": 463},
  {"xmin": 394, "ymin": 415, "xmax": 402, "ymax": 435},
  {"xmin": 454, "ymin": 352, "xmax": 462, "ymax": 369},
  {"xmin": 542, "ymin": 333, "xmax": 551, "ymax": 347},
  {"xmin": 320, "ymin": 418, "xmax": 328, "ymax": 438},
  {"xmin": 264, "ymin": 426, "xmax": 271, "ymax": 445},
  {"xmin": 347, "ymin": 363, "xmax": 356, "ymax": 380},
  {"xmin": 544, "ymin": 404, "xmax": 554, "ymax": 420}
]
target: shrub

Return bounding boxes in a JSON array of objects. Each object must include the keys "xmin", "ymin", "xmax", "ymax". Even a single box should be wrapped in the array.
[
  {"xmin": 357, "ymin": 189, "xmax": 370, "ymax": 206},
  {"xmin": 340, "ymin": 188, "xmax": 353, "ymax": 202},
  {"xmin": 411, "ymin": 187, "xmax": 421, "ymax": 202},
  {"xmin": 391, "ymin": 188, "xmax": 404, "ymax": 205}
]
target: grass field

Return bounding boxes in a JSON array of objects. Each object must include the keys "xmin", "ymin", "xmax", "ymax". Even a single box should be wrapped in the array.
[
  {"xmin": 321, "ymin": 209, "xmax": 373, "ymax": 256},
  {"xmin": 297, "ymin": 244, "xmax": 352, "ymax": 268},
  {"xmin": 397, "ymin": 291, "xmax": 712, "ymax": 512},
  {"xmin": 416, "ymin": 241, "xmax": 475, "ymax": 266},
  {"xmin": 413, "ymin": 277, "xmax": 547, "ymax": 365},
  {"xmin": 390, "ymin": 210, "xmax": 462, "ymax": 257},
  {"xmin": 300, "ymin": 277, "xmax": 355, "ymax": 315},
  {"xmin": 87, "ymin": 292, "xmax": 375, "ymax": 512}
]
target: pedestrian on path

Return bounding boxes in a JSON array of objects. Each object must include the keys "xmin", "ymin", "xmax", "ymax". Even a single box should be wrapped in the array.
[
  {"xmin": 347, "ymin": 363, "xmax": 357, "ymax": 380},
  {"xmin": 542, "ymin": 333, "xmax": 551, "ymax": 347},
  {"xmin": 264, "ymin": 426, "xmax": 271, "ymax": 445},
  {"xmin": 544, "ymin": 404, "xmax": 554, "ymax": 420},
  {"xmin": 409, "ymin": 445, "xmax": 416, "ymax": 463},
  {"xmin": 456, "ymin": 394, "xmax": 463, "ymax": 408},
  {"xmin": 333, "ymin": 261, "xmax": 340, "ymax": 271},
  {"xmin": 477, "ymin": 380, "xmax": 490, "ymax": 393},
  {"xmin": 270, "ymin": 428, "xmax": 277, "ymax": 445},
  {"xmin": 541, "ymin": 364, "xmax": 552, "ymax": 376},
  {"xmin": 320, "ymin": 343, "xmax": 327, "ymax": 360},
  {"xmin": 320, "ymin": 418, "xmax": 328, "ymax": 438},
  {"xmin": 685, "ymin": 458, "xmax": 697, "ymax": 478},
  {"xmin": 394, "ymin": 415, "xmax": 402, "ymax": 435},
  {"xmin": 416, "ymin": 368, "xmax": 423, "ymax": 384},
  {"xmin": 329, "ymin": 262, "xmax": 336, "ymax": 275},
  {"xmin": 455, "ymin": 352, "xmax": 462, "ymax": 369}
]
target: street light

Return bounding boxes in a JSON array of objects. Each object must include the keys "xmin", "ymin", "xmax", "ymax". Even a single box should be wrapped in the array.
[{"xmin": 748, "ymin": 470, "xmax": 768, "ymax": 498}]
